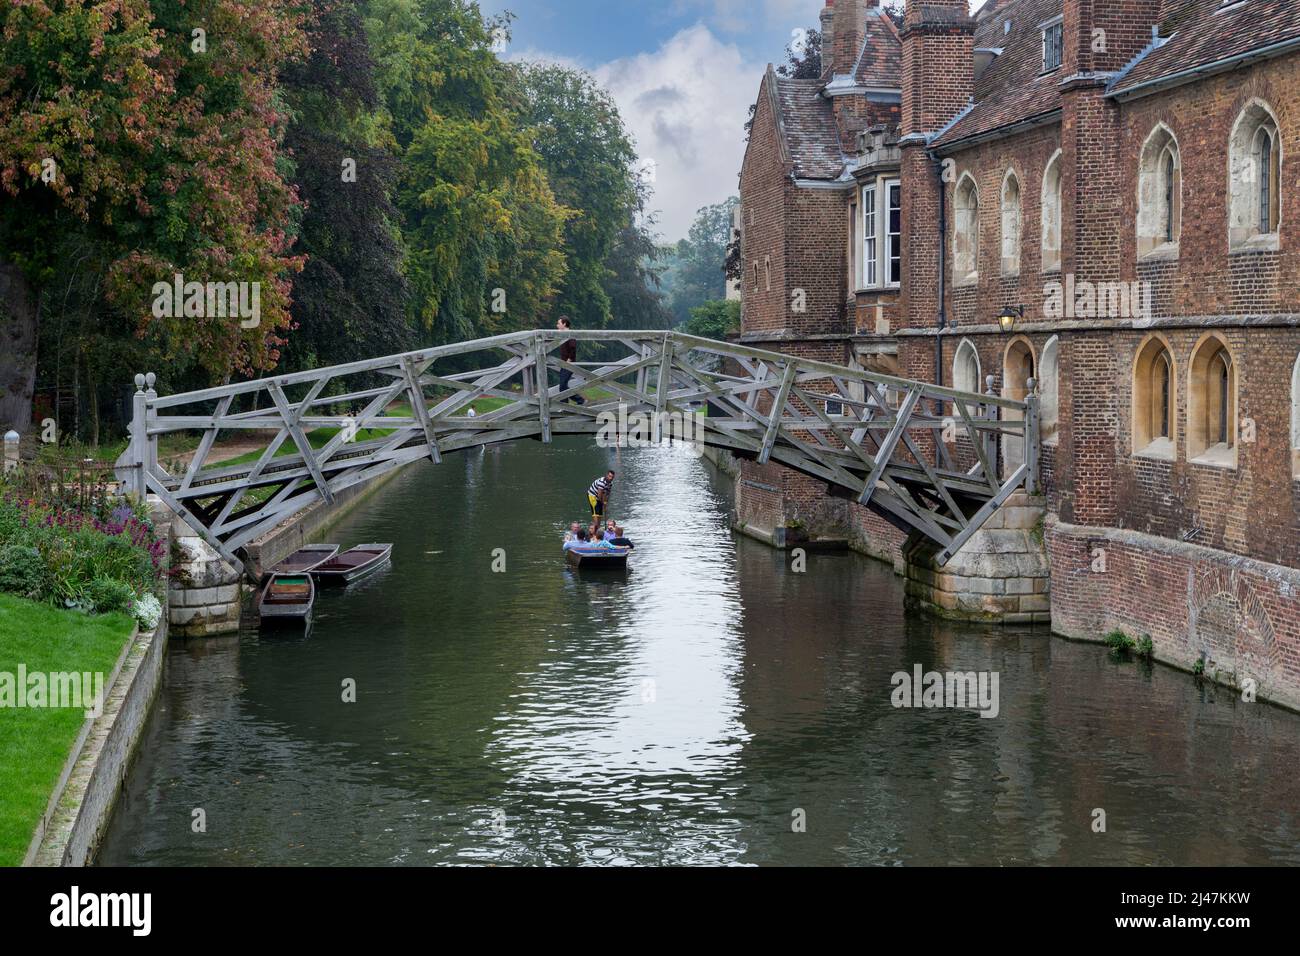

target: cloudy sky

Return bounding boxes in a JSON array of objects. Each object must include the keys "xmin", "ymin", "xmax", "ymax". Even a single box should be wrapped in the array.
[{"xmin": 482, "ymin": 1, "xmax": 986, "ymax": 241}]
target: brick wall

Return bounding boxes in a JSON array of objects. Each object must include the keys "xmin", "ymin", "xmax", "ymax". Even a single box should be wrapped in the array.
[{"xmin": 1049, "ymin": 519, "xmax": 1300, "ymax": 711}]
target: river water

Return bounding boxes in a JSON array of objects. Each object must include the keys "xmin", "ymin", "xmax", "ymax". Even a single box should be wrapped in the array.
[{"xmin": 99, "ymin": 439, "xmax": 1300, "ymax": 865}]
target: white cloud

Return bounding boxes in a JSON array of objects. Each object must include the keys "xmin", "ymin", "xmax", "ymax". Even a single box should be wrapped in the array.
[{"xmin": 593, "ymin": 25, "xmax": 757, "ymax": 241}]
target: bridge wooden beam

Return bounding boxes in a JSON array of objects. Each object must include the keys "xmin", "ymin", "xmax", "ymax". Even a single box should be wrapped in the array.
[
  {"xmin": 757, "ymin": 363, "xmax": 798, "ymax": 465},
  {"xmin": 401, "ymin": 355, "xmax": 442, "ymax": 463},
  {"xmin": 859, "ymin": 388, "xmax": 920, "ymax": 506}
]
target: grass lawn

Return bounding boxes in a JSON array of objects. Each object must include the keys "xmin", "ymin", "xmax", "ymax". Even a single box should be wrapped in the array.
[{"xmin": 0, "ymin": 595, "xmax": 136, "ymax": 866}]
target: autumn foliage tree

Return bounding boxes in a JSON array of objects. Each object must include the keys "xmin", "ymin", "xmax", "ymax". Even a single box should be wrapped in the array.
[{"xmin": 0, "ymin": 0, "xmax": 309, "ymax": 432}]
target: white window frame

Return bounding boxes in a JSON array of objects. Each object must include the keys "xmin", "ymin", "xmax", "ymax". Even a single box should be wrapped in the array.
[
  {"xmin": 862, "ymin": 183, "xmax": 878, "ymax": 288},
  {"xmin": 1042, "ymin": 17, "xmax": 1063, "ymax": 72},
  {"xmin": 859, "ymin": 176, "xmax": 901, "ymax": 291}
]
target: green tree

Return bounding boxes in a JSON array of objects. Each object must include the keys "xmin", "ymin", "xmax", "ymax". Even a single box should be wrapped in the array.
[
  {"xmin": 364, "ymin": 0, "xmax": 569, "ymax": 345},
  {"xmin": 281, "ymin": 0, "xmax": 412, "ymax": 372},
  {"xmin": 680, "ymin": 299, "xmax": 740, "ymax": 341},
  {"xmin": 664, "ymin": 197, "xmax": 739, "ymax": 326},
  {"xmin": 512, "ymin": 63, "xmax": 639, "ymax": 330}
]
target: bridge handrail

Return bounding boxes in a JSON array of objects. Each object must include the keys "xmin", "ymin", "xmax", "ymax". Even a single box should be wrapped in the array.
[{"xmin": 144, "ymin": 329, "xmax": 1030, "ymax": 414}]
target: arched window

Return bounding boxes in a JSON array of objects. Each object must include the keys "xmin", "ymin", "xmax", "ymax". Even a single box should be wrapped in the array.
[
  {"xmin": 953, "ymin": 173, "xmax": 980, "ymax": 284},
  {"xmin": 1229, "ymin": 101, "xmax": 1281, "ymax": 248},
  {"xmin": 1292, "ymin": 353, "xmax": 1300, "ymax": 478},
  {"xmin": 1040, "ymin": 336, "xmax": 1059, "ymax": 443},
  {"xmin": 1041, "ymin": 150, "xmax": 1063, "ymax": 273},
  {"xmin": 825, "ymin": 392, "xmax": 844, "ymax": 417},
  {"xmin": 1137, "ymin": 125, "xmax": 1181, "ymax": 258},
  {"xmin": 1133, "ymin": 336, "xmax": 1175, "ymax": 457},
  {"xmin": 1001, "ymin": 170, "xmax": 1021, "ymax": 276},
  {"xmin": 953, "ymin": 338, "xmax": 981, "ymax": 394},
  {"xmin": 1002, "ymin": 337, "xmax": 1036, "ymax": 476},
  {"xmin": 1188, "ymin": 335, "xmax": 1237, "ymax": 465}
]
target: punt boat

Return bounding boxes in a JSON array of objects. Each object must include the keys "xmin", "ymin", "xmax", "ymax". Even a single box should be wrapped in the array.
[
  {"xmin": 311, "ymin": 544, "xmax": 393, "ymax": 586},
  {"xmin": 258, "ymin": 573, "xmax": 315, "ymax": 625},
  {"xmin": 268, "ymin": 544, "xmax": 339, "ymax": 577},
  {"xmin": 564, "ymin": 544, "xmax": 631, "ymax": 569}
]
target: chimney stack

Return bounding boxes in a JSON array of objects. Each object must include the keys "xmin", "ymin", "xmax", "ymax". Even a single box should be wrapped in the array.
[
  {"xmin": 900, "ymin": 0, "xmax": 974, "ymax": 138},
  {"xmin": 831, "ymin": 0, "xmax": 873, "ymax": 78},
  {"xmin": 819, "ymin": 1, "xmax": 836, "ymax": 75}
]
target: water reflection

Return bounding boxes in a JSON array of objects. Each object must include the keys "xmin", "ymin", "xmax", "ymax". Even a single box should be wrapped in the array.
[{"xmin": 97, "ymin": 439, "xmax": 1300, "ymax": 866}]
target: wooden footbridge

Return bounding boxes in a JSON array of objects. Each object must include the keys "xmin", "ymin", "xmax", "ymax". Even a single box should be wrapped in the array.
[{"xmin": 117, "ymin": 330, "xmax": 1039, "ymax": 574}]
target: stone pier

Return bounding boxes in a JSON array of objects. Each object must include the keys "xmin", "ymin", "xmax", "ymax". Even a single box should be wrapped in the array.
[
  {"xmin": 166, "ymin": 513, "xmax": 244, "ymax": 637},
  {"xmin": 903, "ymin": 492, "xmax": 1050, "ymax": 624}
]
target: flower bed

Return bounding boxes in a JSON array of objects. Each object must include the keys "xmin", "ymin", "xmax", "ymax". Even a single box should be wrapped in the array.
[{"xmin": 0, "ymin": 491, "xmax": 168, "ymax": 630}]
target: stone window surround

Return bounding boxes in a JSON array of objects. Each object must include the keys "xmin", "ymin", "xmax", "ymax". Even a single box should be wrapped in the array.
[
  {"xmin": 856, "ymin": 174, "xmax": 902, "ymax": 293},
  {"xmin": 953, "ymin": 172, "xmax": 980, "ymax": 287},
  {"xmin": 1132, "ymin": 333, "xmax": 1178, "ymax": 461},
  {"xmin": 1001, "ymin": 168, "xmax": 1022, "ymax": 277},
  {"xmin": 1292, "ymin": 351, "xmax": 1300, "ymax": 479},
  {"xmin": 1228, "ymin": 98, "xmax": 1282, "ymax": 252},
  {"xmin": 1137, "ymin": 123, "xmax": 1182, "ymax": 262},
  {"xmin": 1041, "ymin": 150, "xmax": 1063, "ymax": 274},
  {"xmin": 1187, "ymin": 332, "xmax": 1238, "ymax": 469}
]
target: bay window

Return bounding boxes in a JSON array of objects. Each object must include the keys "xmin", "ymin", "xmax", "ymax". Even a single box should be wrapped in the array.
[{"xmin": 859, "ymin": 177, "xmax": 901, "ymax": 289}]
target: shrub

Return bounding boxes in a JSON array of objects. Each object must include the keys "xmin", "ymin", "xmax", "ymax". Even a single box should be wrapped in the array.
[
  {"xmin": 1136, "ymin": 635, "xmax": 1154, "ymax": 660},
  {"xmin": 84, "ymin": 577, "xmax": 137, "ymax": 615},
  {"xmin": 0, "ymin": 544, "xmax": 47, "ymax": 601},
  {"xmin": 1105, "ymin": 630, "xmax": 1136, "ymax": 653}
]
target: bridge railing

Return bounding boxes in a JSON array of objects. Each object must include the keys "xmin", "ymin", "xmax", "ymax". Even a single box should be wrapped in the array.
[{"xmin": 117, "ymin": 330, "xmax": 1039, "ymax": 571}]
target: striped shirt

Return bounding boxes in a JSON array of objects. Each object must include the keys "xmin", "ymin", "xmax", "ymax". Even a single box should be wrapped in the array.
[{"xmin": 588, "ymin": 476, "xmax": 612, "ymax": 499}]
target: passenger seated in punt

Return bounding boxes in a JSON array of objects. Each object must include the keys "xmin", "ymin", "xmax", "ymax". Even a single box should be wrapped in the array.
[
  {"xmin": 602, "ymin": 519, "xmax": 634, "ymax": 549},
  {"xmin": 563, "ymin": 528, "xmax": 590, "ymax": 552}
]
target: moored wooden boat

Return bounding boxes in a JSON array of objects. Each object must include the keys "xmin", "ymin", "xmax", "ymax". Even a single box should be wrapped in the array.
[
  {"xmin": 565, "ymin": 544, "xmax": 631, "ymax": 569},
  {"xmin": 268, "ymin": 543, "xmax": 339, "ymax": 577},
  {"xmin": 258, "ymin": 573, "xmax": 315, "ymax": 624},
  {"xmin": 311, "ymin": 543, "xmax": 393, "ymax": 585}
]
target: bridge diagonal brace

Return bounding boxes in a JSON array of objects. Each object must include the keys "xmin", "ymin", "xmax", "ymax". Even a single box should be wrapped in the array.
[
  {"xmin": 401, "ymin": 355, "xmax": 442, "ymax": 463},
  {"xmin": 269, "ymin": 380, "xmax": 335, "ymax": 505},
  {"xmin": 179, "ymin": 394, "xmax": 232, "ymax": 494},
  {"xmin": 145, "ymin": 471, "xmax": 246, "ymax": 574},
  {"xmin": 757, "ymin": 363, "xmax": 798, "ymax": 465},
  {"xmin": 953, "ymin": 396, "xmax": 1001, "ymax": 493},
  {"xmin": 655, "ymin": 334, "xmax": 675, "ymax": 416},
  {"xmin": 858, "ymin": 388, "xmax": 920, "ymax": 505}
]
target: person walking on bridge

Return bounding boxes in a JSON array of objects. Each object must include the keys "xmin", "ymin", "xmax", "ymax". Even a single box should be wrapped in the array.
[
  {"xmin": 588, "ymin": 470, "xmax": 615, "ymax": 528},
  {"xmin": 556, "ymin": 316, "xmax": 585, "ymax": 405}
]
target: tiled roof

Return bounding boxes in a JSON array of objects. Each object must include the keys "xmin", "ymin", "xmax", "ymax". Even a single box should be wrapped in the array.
[
  {"xmin": 854, "ymin": 11, "xmax": 903, "ymax": 87},
  {"xmin": 1108, "ymin": 0, "xmax": 1300, "ymax": 98},
  {"xmin": 773, "ymin": 76, "xmax": 846, "ymax": 180},
  {"xmin": 932, "ymin": 0, "xmax": 1064, "ymax": 150}
]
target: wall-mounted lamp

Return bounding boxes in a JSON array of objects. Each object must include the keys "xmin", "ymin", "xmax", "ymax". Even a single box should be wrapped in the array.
[{"xmin": 998, "ymin": 305, "xmax": 1024, "ymax": 333}]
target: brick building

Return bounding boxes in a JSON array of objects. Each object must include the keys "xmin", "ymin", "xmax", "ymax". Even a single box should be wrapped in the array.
[{"xmin": 737, "ymin": 0, "xmax": 1300, "ymax": 706}]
